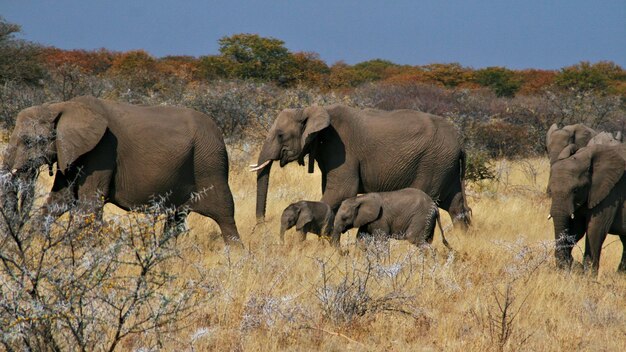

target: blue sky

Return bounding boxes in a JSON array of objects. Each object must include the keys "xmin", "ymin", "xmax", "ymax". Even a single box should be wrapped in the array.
[{"xmin": 1, "ymin": 0, "xmax": 624, "ymax": 69}]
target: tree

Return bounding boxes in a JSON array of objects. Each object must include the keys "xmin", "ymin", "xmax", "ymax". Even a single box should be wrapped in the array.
[
  {"xmin": 290, "ymin": 51, "xmax": 330, "ymax": 87},
  {"xmin": 107, "ymin": 50, "xmax": 159, "ymax": 91},
  {"xmin": 517, "ymin": 69, "xmax": 556, "ymax": 95},
  {"xmin": 218, "ymin": 33, "xmax": 296, "ymax": 84},
  {"xmin": 325, "ymin": 61, "xmax": 368, "ymax": 89},
  {"xmin": 421, "ymin": 63, "xmax": 471, "ymax": 88},
  {"xmin": 196, "ymin": 55, "xmax": 233, "ymax": 80},
  {"xmin": 0, "ymin": 17, "xmax": 44, "ymax": 84},
  {"xmin": 554, "ymin": 61, "xmax": 624, "ymax": 93},
  {"xmin": 474, "ymin": 66, "xmax": 521, "ymax": 97},
  {"xmin": 352, "ymin": 59, "xmax": 399, "ymax": 82}
]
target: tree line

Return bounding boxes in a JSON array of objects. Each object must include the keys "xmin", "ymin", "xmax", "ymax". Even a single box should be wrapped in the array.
[{"xmin": 2, "ymin": 18, "xmax": 625, "ymax": 98}]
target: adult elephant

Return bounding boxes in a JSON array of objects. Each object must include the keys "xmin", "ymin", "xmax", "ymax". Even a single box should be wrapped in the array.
[
  {"xmin": 2, "ymin": 96, "xmax": 241, "ymax": 244},
  {"xmin": 546, "ymin": 123, "xmax": 597, "ymax": 164},
  {"xmin": 252, "ymin": 105, "xmax": 471, "ymax": 228},
  {"xmin": 548, "ymin": 144, "xmax": 626, "ymax": 272}
]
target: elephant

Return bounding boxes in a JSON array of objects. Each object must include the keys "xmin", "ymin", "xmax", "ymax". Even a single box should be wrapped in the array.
[
  {"xmin": 546, "ymin": 123, "xmax": 597, "ymax": 164},
  {"xmin": 252, "ymin": 105, "xmax": 471, "ymax": 229},
  {"xmin": 587, "ymin": 131, "xmax": 622, "ymax": 147},
  {"xmin": 547, "ymin": 144, "xmax": 626, "ymax": 272},
  {"xmin": 279, "ymin": 200, "xmax": 334, "ymax": 243},
  {"xmin": 1, "ymin": 95, "xmax": 241, "ymax": 244},
  {"xmin": 331, "ymin": 188, "xmax": 450, "ymax": 249}
]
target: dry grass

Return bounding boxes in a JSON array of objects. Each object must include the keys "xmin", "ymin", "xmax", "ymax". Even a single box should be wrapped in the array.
[{"xmin": 19, "ymin": 153, "xmax": 626, "ymax": 351}]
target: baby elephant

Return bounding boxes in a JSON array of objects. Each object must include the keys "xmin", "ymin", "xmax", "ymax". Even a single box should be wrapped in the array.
[
  {"xmin": 331, "ymin": 188, "xmax": 450, "ymax": 249},
  {"xmin": 279, "ymin": 201, "xmax": 334, "ymax": 243}
]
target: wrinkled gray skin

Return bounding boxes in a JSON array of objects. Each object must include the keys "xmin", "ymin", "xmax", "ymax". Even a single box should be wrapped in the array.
[
  {"xmin": 279, "ymin": 201, "xmax": 334, "ymax": 243},
  {"xmin": 2, "ymin": 96, "xmax": 241, "ymax": 244},
  {"xmin": 331, "ymin": 188, "xmax": 449, "ymax": 249},
  {"xmin": 587, "ymin": 131, "xmax": 622, "ymax": 147},
  {"xmin": 546, "ymin": 123, "xmax": 597, "ymax": 164},
  {"xmin": 548, "ymin": 144, "xmax": 626, "ymax": 273},
  {"xmin": 255, "ymin": 105, "xmax": 471, "ymax": 229}
]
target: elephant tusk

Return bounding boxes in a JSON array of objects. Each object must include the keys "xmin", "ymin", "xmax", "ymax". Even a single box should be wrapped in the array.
[
  {"xmin": 249, "ymin": 160, "xmax": 271, "ymax": 172},
  {"xmin": 571, "ymin": 213, "xmax": 575, "ymax": 219},
  {"xmin": 11, "ymin": 168, "xmax": 18, "ymax": 175},
  {"xmin": 249, "ymin": 164, "xmax": 258, "ymax": 167},
  {"xmin": 547, "ymin": 214, "xmax": 552, "ymax": 220}
]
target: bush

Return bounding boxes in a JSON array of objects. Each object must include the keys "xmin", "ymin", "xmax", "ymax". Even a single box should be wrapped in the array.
[
  {"xmin": 0, "ymin": 18, "xmax": 44, "ymax": 85},
  {"xmin": 0, "ymin": 173, "xmax": 210, "ymax": 351},
  {"xmin": 473, "ymin": 67, "xmax": 521, "ymax": 98}
]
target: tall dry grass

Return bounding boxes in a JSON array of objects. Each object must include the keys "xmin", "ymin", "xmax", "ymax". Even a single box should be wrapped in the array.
[{"xmin": 12, "ymin": 152, "xmax": 626, "ymax": 351}]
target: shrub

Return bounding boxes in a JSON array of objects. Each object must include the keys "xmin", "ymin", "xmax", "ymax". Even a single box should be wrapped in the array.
[{"xmin": 0, "ymin": 173, "xmax": 210, "ymax": 351}]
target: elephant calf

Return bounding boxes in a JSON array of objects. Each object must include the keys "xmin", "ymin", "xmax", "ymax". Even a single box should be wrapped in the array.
[
  {"xmin": 279, "ymin": 201, "xmax": 334, "ymax": 243},
  {"xmin": 331, "ymin": 188, "xmax": 450, "ymax": 249}
]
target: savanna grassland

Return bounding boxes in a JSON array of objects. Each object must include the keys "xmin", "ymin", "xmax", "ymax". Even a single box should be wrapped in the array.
[
  {"xmin": 2, "ymin": 17, "xmax": 626, "ymax": 351},
  {"xmin": 22, "ymin": 152, "xmax": 626, "ymax": 351}
]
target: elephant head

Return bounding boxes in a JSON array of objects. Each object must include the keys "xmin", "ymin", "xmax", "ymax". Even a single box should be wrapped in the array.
[
  {"xmin": 252, "ymin": 106, "xmax": 330, "ymax": 220},
  {"xmin": 331, "ymin": 194, "xmax": 382, "ymax": 246},
  {"xmin": 546, "ymin": 123, "xmax": 597, "ymax": 164},
  {"xmin": 548, "ymin": 145, "xmax": 625, "ymax": 267},
  {"xmin": 279, "ymin": 202, "xmax": 315, "ymax": 243},
  {"xmin": 4, "ymin": 97, "xmax": 108, "ymax": 178}
]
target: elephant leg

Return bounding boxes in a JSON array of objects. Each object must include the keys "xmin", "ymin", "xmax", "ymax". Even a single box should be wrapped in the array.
[
  {"xmin": 355, "ymin": 226, "xmax": 372, "ymax": 250},
  {"xmin": 72, "ymin": 168, "xmax": 112, "ymax": 227},
  {"xmin": 43, "ymin": 172, "xmax": 75, "ymax": 218},
  {"xmin": 567, "ymin": 214, "xmax": 590, "ymax": 268},
  {"xmin": 439, "ymin": 188, "xmax": 471, "ymax": 232},
  {"xmin": 618, "ymin": 235, "xmax": 626, "ymax": 272},
  {"xmin": 190, "ymin": 178, "xmax": 242, "ymax": 246},
  {"xmin": 405, "ymin": 217, "xmax": 429, "ymax": 246},
  {"xmin": 585, "ymin": 214, "xmax": 613, "ymax": 274},
  {"xmin": 320, "ymin": 179, "xmax": 359, "ymax": 213},
  {"xmin": 163, "ymin": 209, "xmax": 188, "ymax": 238}
]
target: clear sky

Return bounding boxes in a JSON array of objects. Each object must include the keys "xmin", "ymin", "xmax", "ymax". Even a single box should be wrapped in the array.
[{"xmin": 1, "ymin": 0, "xmax": 624, "ymax": 69}]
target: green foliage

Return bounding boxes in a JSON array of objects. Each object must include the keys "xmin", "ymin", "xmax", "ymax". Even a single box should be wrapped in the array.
[
  {"xmin": 352, "ymin": 59, "xmax": 398, "ymax": 81},
  {"xmin": 0, "ymin": 17, "xmax": 44, "ymax": 85},
  {"xmin": 474, "ymin": 66, "xmax": 521, "ymax": 97},
  {"xmin": 555, "ymin": 61, "xmax": 625, "ymax": 93},
  {"xmin": 218, "ymin": 33, "xmax": 296, "ymax": 85},
  {"xmin": 197, "ymin": 55, "xmax": 232, "ymax": 80},
  {"xmin": 465, "ymin": 149, "xmax": 496, "ymax": 182},
  {"xmin": 326, "ymin": 61, "xmax": 370, "ymax": 89}
]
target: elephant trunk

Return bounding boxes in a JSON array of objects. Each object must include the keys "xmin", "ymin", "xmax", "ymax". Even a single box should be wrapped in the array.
[
  {"xmin": 550, "ymin": 198, "xmax": 576, "ymax": 269},
  {"xmin": 256, "ymin": 162, "xmax": 273, "ymax": 221},
  {"xmin": 254, "ymin": 135, "xmax": 281, "ymax": 222}
]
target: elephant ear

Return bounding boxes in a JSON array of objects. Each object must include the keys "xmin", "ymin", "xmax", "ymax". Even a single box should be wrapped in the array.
[
  {"xmin": 53, "ymin": 102, "xmax": 108, "ymax": 173},
  {"xmin": 558, "ymin": 144, "xmax": 576, "ymax": 160},
  {"xmin": 295, "ymin": 205, "xmax": 314, "ymax": 231},
  {"xmin": 546, "ymin": 123, "xmax": 559, "ymax": 147},
  {"xmin": 301, "ymin": 106, "xmax": 330, "ymax": 151},
  {"xmin": 588, "ymin": 147, "xmax": 625, "ymax": 208},
  {"xmin": 354, "ymin": 195, "xmax": 383, "ymax": 228},
  {"xmin": 572, "ymin": 125, "xmax": 595, "ymax": 148}
]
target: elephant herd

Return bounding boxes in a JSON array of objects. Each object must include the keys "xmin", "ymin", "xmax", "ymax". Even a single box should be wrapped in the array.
[{"xmin": 1, "ymin": 96, "xmax": 624, "ymax": 273}]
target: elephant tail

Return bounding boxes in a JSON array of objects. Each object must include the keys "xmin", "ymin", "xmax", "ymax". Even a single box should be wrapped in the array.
[
  {"xmin": 459, "ymin": 150, "xmax": 473, "ymax": 225},
  {"xmin": 435, "ymin": 208, "xmax": 451, "ymax": 250}
]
